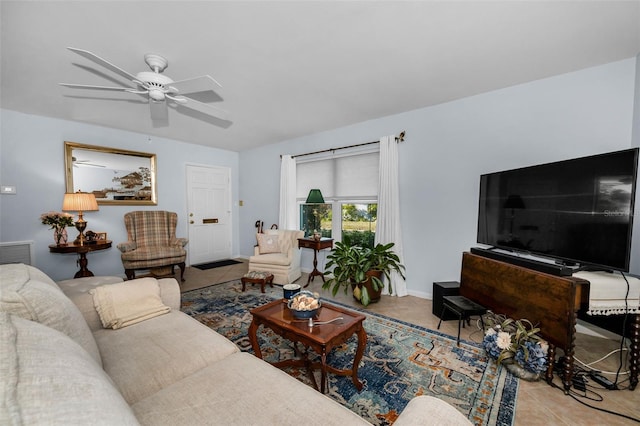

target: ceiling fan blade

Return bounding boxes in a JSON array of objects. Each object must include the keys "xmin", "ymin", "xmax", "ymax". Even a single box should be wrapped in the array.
[
  {"xmin": 170, "ymin": 75, "xmax": 222, "ymax": 95},
  {"xmin": 149, "ymin": 100, "xmax": 168, "ymax": 122},
  {"xmin": 76, "ymin": 163, "xmax": 106, "ymax": 168},
  {"xmin": 67, "ymin": 47, "xmax": 138, "ymax": 82},
  {"xmin": 60, "ymin": 83, "xmax": 132, "ymax": 91},
  {"xmin": 179, "ymin": 97, "xmax": 230, "ymax": 122}
]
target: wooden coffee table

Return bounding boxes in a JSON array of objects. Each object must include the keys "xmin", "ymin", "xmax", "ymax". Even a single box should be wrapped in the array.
[{"xmin": 248, "ymin": 299, "xmax": 367, "ymax": 393}]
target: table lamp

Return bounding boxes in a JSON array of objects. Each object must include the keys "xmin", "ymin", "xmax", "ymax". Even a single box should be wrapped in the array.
[
  {"xmin": 305, "ymin": 189, "xmax": 324, "ymax": 240},
  {"xmin": 62, "ymin": 191, "xmax": 99, "ymax": 245}
]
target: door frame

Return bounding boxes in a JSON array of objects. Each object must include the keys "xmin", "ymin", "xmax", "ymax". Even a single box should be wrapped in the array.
[{"xmin": 185, "ymin": 163, "xmax": 233, "ymax": 266}]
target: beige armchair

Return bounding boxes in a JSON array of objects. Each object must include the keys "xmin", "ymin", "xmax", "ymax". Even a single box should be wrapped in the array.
[
  {"xmin": 248, "ymin": 229, "xmax": 304, "ymax": 285},
  {"xmin": 117, "ymin": 211, "xmax": 188, "ymax": 281}
]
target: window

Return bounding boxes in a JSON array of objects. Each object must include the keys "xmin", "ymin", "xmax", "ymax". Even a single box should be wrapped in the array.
[
  {"xmin": 340, "ymin": 202, "xmax": 377, "ymax": 247},
  {"xmin": 297, "ymin": 149, "xmax": 379, "ymax": 247},
  {"xmin": 300, "ymin": 202, "xmax": 377, "ymax": 247}
]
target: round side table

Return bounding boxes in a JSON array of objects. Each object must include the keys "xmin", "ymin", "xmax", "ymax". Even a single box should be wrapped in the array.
[{"xmin": 48, "ymin": 240, "xmax": 112, "ymax": 278}]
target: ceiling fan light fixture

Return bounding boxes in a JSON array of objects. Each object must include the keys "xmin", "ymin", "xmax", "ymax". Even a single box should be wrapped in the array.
[
  {"xmin": 136, "ymin": 71, "xmax": 174, "ymax": 86},
  {"xmin": 149, "ymin": 90, "xmax": 165, "ymax": 101},
  {"xmin": 62, "ymin": 47, "xmax": 230, "ymax": 124}
]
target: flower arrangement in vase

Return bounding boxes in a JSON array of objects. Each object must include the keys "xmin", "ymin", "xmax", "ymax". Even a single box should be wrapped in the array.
[
  {"xmin": 41, "ymin": 211, "xmax": 74, "ymax": 245},
  {"xmin": 482, "ymin": 313, "xmax": 549, "ymax": 381}
]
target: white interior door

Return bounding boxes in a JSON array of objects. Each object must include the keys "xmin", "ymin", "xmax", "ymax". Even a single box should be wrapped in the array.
[{"xmin": 186, "ymin": 165, "xmax": 232, "ymax": 265}]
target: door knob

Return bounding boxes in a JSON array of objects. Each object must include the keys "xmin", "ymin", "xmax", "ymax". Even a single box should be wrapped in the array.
[{"xmin": 190, "ymin": 220, "xmax": 194, "ymax": 224}]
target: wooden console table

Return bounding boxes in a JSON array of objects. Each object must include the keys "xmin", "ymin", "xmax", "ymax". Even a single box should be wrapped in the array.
[
  {"xmin": 298, "ymin": 237, "xmax": 333, "ymax": 287},
  {"xmin": 460, "ymin": 252, "xmax": 638, "ymax": 392},
  {"xmin": 48, "ymin": 241, "xmax": 112, "ymax": 278}
]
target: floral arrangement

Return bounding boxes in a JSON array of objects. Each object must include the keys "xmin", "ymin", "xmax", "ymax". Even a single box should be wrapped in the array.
[
  {"xmin": 40, "ymin": 211, "xmax": 74, "ymax": 229},
  {"xmin": 482, "ymin": 314, "xmax": 549, "ymax": 375}
]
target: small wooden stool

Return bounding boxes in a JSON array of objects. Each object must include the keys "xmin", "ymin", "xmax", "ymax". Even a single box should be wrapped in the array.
[
  {"xmin": 437, "ymin": 295, "xmax": 487, "ymax": 346},
  {"xmin": 241, "ymin": 271, "xmax": 274, "ymax": 293}
]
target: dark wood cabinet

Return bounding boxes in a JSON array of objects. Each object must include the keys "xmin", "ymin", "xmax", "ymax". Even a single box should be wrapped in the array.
[{"xmin": 460, "ymin": 252, "xmax": 638, "ymax": 392}]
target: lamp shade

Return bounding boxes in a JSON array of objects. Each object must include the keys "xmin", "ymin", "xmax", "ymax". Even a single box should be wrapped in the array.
[
  {"xmin": 62, "ymin": 192, "xmax": 99, "ymax": 212},
  {"xmin": 305, "ymin": 189, "xmax": 325, "ymax": 204},
  {"xmin": 503, "ymin": 194, "xmax": 525, "ymax": 210}
]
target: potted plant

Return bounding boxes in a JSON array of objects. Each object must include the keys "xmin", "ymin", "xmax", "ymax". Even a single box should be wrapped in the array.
[{"xmin": 323, "ymin": 241, "xmax": 405, "ymax": 306}]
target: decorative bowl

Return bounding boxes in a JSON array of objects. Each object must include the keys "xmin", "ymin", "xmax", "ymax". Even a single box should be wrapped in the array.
[{"xmin": 287, "ymin": 291, "xmax": 321, "ymax": 319}]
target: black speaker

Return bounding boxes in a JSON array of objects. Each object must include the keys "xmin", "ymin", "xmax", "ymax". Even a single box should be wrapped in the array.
[{"xmin": 433, "ymin": 281, "xmax": 460, "ymax": 320}]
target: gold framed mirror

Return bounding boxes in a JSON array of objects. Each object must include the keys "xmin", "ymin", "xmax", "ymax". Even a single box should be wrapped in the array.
[{"xmin": 64, "ymin": 141, "xmax": 157, "ymax": 205}]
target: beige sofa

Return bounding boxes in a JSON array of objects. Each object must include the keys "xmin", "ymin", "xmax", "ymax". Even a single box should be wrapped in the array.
[{"xmin": 0, "ymin": 263, "xmax": 471, "ymax": 425}]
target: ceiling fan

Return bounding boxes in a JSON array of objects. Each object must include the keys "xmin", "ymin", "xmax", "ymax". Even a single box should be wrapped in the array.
[
  {"xmin": 72, "ymin": 156, "xmax": 105, "ymax": 168},
  {"xmin": 59, "ymin": 47, "xmax": 230, "ymax": 123}
]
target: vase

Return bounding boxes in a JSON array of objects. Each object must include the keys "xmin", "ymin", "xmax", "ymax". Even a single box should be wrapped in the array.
[
  {"xmin": 502, "ymin": 360, "xmax": 542, "ymax": 382},
  {"xmin": 350, "ymin": 270, "xmax": 384, "ymax": 305},
  {"xmin": 54, "ymin": 227, "xmax": 68, "ymax": 246}
]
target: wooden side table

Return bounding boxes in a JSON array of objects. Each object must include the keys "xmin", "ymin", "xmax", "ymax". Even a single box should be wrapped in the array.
[
  {"xmin": 298, "ymin": 237, "xmax": 333, "ymax": 288},
  {"xmin": 48, "ymin": 241, "xmax": 112, "ymax": 278}
]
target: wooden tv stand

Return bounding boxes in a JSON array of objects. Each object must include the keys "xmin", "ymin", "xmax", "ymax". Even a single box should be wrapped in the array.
[{"xmin": 460, "ymin": 252, "xmax": 638, "ymax": 392}]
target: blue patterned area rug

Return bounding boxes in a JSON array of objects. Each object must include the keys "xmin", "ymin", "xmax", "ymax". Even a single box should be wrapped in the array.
[{"xmin": 181, "ymin": 281, "xmax": 518, "ymax": 425}]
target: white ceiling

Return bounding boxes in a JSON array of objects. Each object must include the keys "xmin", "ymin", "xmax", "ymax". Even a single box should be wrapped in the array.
[{"xmin": 2, "ymin": 1, "xmax": 639, "ymax": 152}]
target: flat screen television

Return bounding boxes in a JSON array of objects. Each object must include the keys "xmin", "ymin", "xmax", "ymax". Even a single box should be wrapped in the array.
[{"xmin": 477, "ymin": 148, "xmax": 639, "ymax": 272}]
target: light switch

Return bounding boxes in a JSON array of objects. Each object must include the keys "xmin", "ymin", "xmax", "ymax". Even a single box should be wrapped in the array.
[{"xmin": 1, "ymin": 185, "xmax": 16, "ymax": 194}]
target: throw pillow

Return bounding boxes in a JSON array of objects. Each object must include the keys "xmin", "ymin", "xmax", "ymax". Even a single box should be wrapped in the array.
[
  {"xmin": 256, "ymin": 233, "xmax": 280, "ymax": 254},
  {"xmin": 90, "ymin": 278, "xmax": 170, "ymax": 330},
  {"xmin": 0, "ymin": 264, "xmax": 103, "ymax": 366},
  {"xmin": 0, "ymin": 312, "xmax": 139, "ymax": 425}
]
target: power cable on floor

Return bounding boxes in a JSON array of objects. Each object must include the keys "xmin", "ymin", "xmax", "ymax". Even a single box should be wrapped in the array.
[{"xmin": 549, "ymin": 380, "xmax": 640, "ymax": 423}]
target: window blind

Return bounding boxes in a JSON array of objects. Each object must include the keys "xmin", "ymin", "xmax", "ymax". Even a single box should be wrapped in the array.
[{"xmin": 296, "ymin": 151, "xmax": 379, "ymax": 201}]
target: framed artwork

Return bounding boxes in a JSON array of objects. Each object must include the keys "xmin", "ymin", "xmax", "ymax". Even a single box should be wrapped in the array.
[
  {"xmin": 64, "ymin": 141, "xmax": 157, "ymax": 205},
  {"xmin": 85, "ymin": 231, "xmax": 107, "ymax": 243}
]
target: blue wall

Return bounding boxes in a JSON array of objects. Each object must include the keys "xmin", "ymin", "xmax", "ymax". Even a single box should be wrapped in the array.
[
  {"xmin": 2, "ymin": 58, "xmax": 637, "ymax": 293},
  {"xmin": 239, "ymin": 58, "xmax": 638, "ymax": 298},
  {"xmin": 0, "ymin": 111, "xmax": 240, "ymax": 281}
]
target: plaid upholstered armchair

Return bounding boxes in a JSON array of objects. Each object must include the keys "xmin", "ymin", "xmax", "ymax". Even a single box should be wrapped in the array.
[{"xmin": 117, "ymin": 211, "xmax": 188, "ymax": 281}]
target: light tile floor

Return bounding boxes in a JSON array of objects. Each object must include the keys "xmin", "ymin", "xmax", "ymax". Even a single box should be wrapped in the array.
[{"xmin": 178, "ymin": 260, "xmax": 639, "ymax": 425}]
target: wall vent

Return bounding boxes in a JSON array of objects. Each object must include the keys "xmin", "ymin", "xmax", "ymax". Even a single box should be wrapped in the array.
[{"xmin": 0, "ymin": 241, "xmax": 34, "ymax": 265}]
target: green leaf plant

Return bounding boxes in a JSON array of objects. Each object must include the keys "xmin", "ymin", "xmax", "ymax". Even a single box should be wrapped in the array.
[{"xmin": 323, "ymin": 241, "xmax": 405, "ymax": 306}]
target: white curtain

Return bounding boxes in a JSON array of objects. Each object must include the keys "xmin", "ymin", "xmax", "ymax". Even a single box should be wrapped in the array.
[
  {"xmin": 279, "ymin": 155, "xmax": 297, "ymax": 230},
  {"xmin": 375, "ymin": 135, "xmax": 407, "ymax": 297}
]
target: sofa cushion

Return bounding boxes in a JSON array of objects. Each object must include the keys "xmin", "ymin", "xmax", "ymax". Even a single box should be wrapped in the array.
[
  {"xmin": 249, "ymin": 252, "xmax": 291, "ymax": 266},
  {"xmin": 94, "ymin": 310, "xmax": 239, "ymax": 404},
  {"xmin": 90, "ymin": 278, "xmax": 171, "ymax": 329},
  {"xmin": 394, "ymin": 395, "xmax": 472, "ymax": 426},
  {"xmin": 132, "ymin": 352, "xmax": 369, "ymax": 425},
  {"xmin": 58, "ymin": 277, "xmax": 180, "ymax": 332},
  {"xmin": 0, "ymin": 263, "xmax": 102, "ymax": 366},
  {"xmin": 0, "ymin": 312, "xmax": 139, "ymax": 425}
]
